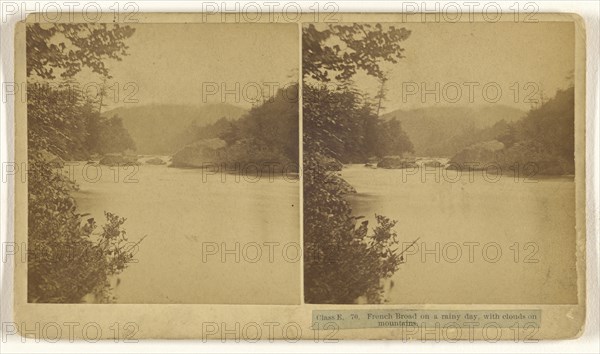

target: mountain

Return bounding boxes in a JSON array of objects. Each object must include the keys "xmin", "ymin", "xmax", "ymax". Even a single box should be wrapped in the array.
[
  {"xmin": 382, "ymin": 105, "xmax": 526, "ymax": 157},
  {"xmin": 102, "ymin": 104, "xmax": 246, "ymax": 154}
]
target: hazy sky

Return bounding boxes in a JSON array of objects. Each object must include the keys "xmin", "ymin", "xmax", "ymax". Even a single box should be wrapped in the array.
[
  {"xmin": 343, "ymin": 21, "xmax": 575, "ymax": 113},
  {"xmin": 70, "ymin": 21, "xmax": 574, "ymax": 113},
  {"xmin": 74, "ymin": 23, "xmax": 299, "ymax": 110}
]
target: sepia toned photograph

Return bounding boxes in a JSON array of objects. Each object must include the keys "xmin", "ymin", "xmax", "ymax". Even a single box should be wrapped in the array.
[
  {"xmin": 303, "ymin": 21, "xmax": 579, "ymax": 305},
  {"xmin": 9, "ymin": 9, "xmax": 591, "ymax": 343},
  {"xmin": 25, "ymin": 22, "xmax": 300, "ymax": 304}
]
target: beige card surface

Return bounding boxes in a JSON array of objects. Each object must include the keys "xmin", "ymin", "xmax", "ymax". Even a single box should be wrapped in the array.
[{"xmin": 12, "ymin": 12, "xmax": 586, "ymax": 340}]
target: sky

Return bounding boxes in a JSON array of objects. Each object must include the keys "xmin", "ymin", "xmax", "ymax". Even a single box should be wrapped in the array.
[
  {"xmin": 70, "ymin": 23, "xmax": 299, "ymax": 111},
  {"xmin": 57, "ymin": 21, "xmax": 574, "ymax": 114},
  {"xmin": 334, "ymin": 21, "xmax": 576, "ymax": 113}
]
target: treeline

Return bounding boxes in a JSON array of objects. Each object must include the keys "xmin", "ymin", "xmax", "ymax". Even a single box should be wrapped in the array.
[
  {"xmin": 382, "ymin": 105, "xmax": 526, "ymax": 157},
  {"xmin": 28, "ymin": 82, "xmax": 136, "ymax": 161},
  {"xmin": 304, "ymin": 85, "xmax": 413, "ymax": 163},
  {"xmin": 450, "ymin": 87, "xmax": 575, "ymax": 175},
  {"xmin": 496, "ymin": 86, "xmax": 575, "ymax": 174},
  {"xmin": 182, "ymin": 85, "xmax": 299, "ymax": 169}
]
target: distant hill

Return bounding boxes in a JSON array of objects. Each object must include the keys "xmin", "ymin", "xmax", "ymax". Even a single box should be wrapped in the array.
[
  {"xmin": 102, "ymin": 104, "xmax": 246, "ymax": 154},
  {"xmin": 382, "ymin": 105, "xmax": 526, "ymax": 157}
]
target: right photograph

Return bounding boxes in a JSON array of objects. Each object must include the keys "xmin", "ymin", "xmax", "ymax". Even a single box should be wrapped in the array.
[{"xmin": 302, "ymin": 21, "xmax": 577, "ymax": 304}]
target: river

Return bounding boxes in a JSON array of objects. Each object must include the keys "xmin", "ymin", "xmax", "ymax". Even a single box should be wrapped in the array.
[
  {"xmin": 68, "ymin": 160, "xmax": 576, "ymax": 305},
  {"xmin": 69, "ymin": 159, "xmax": 301, "ymax": 304},
  {"xmin": 341, "ymin": 164, "xmax": 577, "ymax": 304}
]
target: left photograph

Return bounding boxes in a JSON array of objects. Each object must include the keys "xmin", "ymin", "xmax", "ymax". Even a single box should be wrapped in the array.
[{"xmin": 26, "ymin": 23, "xmax": 300, "ymax": 304}]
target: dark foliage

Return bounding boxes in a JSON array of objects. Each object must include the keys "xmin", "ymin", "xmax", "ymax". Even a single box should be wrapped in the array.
[
  {"xmin": 303, "ymin": 23, "xmax": 411, "ymax": 82},
  {"xmin": 191, "ymin": 85, "xmax": 299, "ymax": 170},
  {"xmin": 496, "ymin": 87, "xmax": 575, "ymax": 174},
  {"xmin": 87, "ymin": 114, "xmax": 136, "ymax": 155},
  {"xmin": 303, "ymin": 85, "xmax": 413, "ymax": 163},
  {"xmin": 303, "ymin": 23, "xmax": 412, "ymax": 303},
  {"xmin": 27, "ymin": 83, "xmax": 135, "ymax": 160},
  {"xmin": 27, "ymin": 23, "xmax": 135, "ymax": 79},
  {"xmin": 27, "ymin": 23, "xmax": 139, "ymax": 303},
  {"xmin": 28, "ymin": 152, "xmax": 137, "ymax": 302}
]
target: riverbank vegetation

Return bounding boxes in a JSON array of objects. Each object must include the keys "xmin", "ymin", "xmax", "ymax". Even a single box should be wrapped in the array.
[
  {"xmin": 28, "ymin": 83, "xmax": 136, "ymax": 160},
  {"xmin": 303, "ymin": 85, "xmax": 413, "ymax": 164},
  {"xmin": 27, "ymin": 23, "xmax": 139, "ymax": 303},
  {"xmin": 449, "ymin": 86, "xmax": 575, "ymax": 175},
  {"xmin": 303, "ymin": 23, "xmax": 413, "ymax": 303},
  {"xmin": 171, "ymin": 85, "xmax": 299, "ymax": 172},
  {"xmin": 496, "ymin": 86, "xmax": 575, "ymax": 175}
]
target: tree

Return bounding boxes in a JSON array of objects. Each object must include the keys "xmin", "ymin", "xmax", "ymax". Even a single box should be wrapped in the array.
[
  {"xmin": 188, "ymin": 85, "xmax": 299, "ymax": 172},
  {"xmin": 374, "ymin": 118, "xmax": 414, "ymax": 157},
  {"xmin": 87, "ymin": 114, "xmax": 136, "ymax": 154},
  {"xmin": 303, "ymin": 23, "xmax": 413, "ymax": 303},
  {"xmin": 302, "ymin": 84, "xmax": 366, "ymax": 161},
  {"xmin": 27, "ymin": 23, "xmax": 135, "ymax": 80},
  {"xmin": 519, "ymin": 87, "xmax": 574, "ymax": 161},
  {"xmin": 28, "ymin": 154, "xmax": 138, "ymax": 302},
  {"xmin": 495, "ymin": 87, "xmax": 575, "ymax": 175},
  {"xmin": 303, "ymin": 24, "xmax": 413, "ymax": 163},
  {"xmin": 27, "ymin": 82, "xmax": 91, "ymax": 159},
  {"xmin": 375, "ymin": 74, "xmax": 389, "ymax": 117},
  {"xmin": 27, "ymin": 23, "xmax": 139, "ymax": 303},
  {"xmin": 303, "ymin": 23, "xmax": 411, "ymax": 82}
]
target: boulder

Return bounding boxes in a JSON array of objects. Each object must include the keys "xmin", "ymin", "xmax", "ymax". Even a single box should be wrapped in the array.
[
  {"xmin": 377, "ymin": 156, "xmax": 418, "ymax": 169},
  {"xmin": 99, "ymin": 154, "xmax": 139, "ymax": 166},
  {"xmin": 367, "ymin": 156, "xmax": 380, "ymax": 164},
  {"xmin": 99, "ymin": 155, "xmax": 125, "ymax": 166},
  {"xmin": 422, "ymin": 160, "xmax": 444, "ymax": 168},
  {"xmin": 448, "ymin": 140, "xmax": 504, "ymax": 169},
  {"xmin": 145, "ymin": 157, "xmax": 166, "ymax": 165},
  {"xmin": 170, "ymin": 138, "xmax": 227, "ymax": 168}
]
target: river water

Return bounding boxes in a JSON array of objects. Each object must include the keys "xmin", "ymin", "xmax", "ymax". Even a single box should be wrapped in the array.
[
  {"xmin": 70, "ymin": 160, "xmax": 301, "ymax": 304},
  {"xmin": 68, "ymin": 159, "xmax": 576, "ymax": 305},
  {"xmin": 341, "ymin": 164, "xmax": 577, "ymax": 304}
]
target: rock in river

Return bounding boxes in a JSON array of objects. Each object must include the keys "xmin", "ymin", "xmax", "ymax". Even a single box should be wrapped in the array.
[
  {"xmin": 447, "ymin": 140, "xmax": 504, "ymax": 169},
  {"xmin": 99, "ymin": 154, "xmax": 139, "ymax": 166},
  {"xmin": 170, "ymin": 138, "xmax": 227, "ymax": 168},
  {"xmin": 145, "ymin": 157, "xmax": 167, "ymax": 165},
  {"xmin": 377, "ymin": 156, "xmax": 418, "ymax": 169}
]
